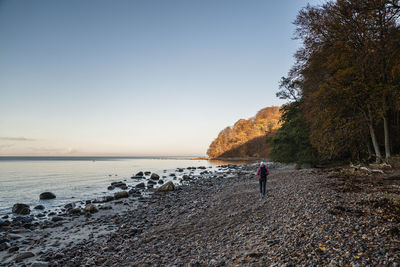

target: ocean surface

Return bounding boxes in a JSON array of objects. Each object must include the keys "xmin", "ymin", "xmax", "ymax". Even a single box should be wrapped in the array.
[{"xmin": 0, "ymin": 156, "xmax": 230, "ymax": 216}]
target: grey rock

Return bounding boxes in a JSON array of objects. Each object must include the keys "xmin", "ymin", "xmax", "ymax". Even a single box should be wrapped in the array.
[
  {"xmin": 51, "ymin": 216, "xmax": 64, "ymax": 222},
  {"xmin": 12, "ymin": 203, "xmax": 30, "ymax": 215},
  {"xmin": 103, "ymin": 196, "xmax": 114, "ymax": 202},
  {"xmin": 135, "ymin": 183, "xmax": 145, "ymax": 188},
  {"xmin": 34, "ymin": 205, "xmax": 45, "ymax": 210},
  {"xmin": 31, "ymin": 261, "xmax": 50, "ymax": 267},
  {"xmin": 84, "ymin": 204, "xmax": 98, "ymax": 213},
  {"xmin": 114, "ymin": 191, "xmax": 129, "ymax": 199},
  {"xmin": 64, "ymin": 203, "xmax": 75, "ymax": 210},
  {"xmin": 8, "ymin": 246, "xmax": 19, "ymax": 253},
  {"xmin": 150, "ymin": 173, "xmax": 160, "ymax": 180},
  {"xmin": 157, "ymin": 181, "xmax": 175, "ymax": 192},
  {"xmin": 39, "ymin": 192, "xmax": 56, "ymax": 200},
  {"xmin": 128, "ymin": 189, "xmax": 141, "ymax": 196},
  {"xmin": 0, "ymin": 242, "xmax": 10, "ymax": 251},
  {"xmin": 14, "ymin": 251, "xmax": 35, "ymax": 262},
  {"xmin": 0, "ymin": 219, "xmax": 10, "ymax": 227},
  {"xmin": 8, "ymin": 234, "xmax": 23, "ymax": 240}
]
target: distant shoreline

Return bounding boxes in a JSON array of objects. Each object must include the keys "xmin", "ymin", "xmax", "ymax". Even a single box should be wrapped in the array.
[{"xmin": 0, "ymin": 156, "xmax": 205, "ymax": 161}]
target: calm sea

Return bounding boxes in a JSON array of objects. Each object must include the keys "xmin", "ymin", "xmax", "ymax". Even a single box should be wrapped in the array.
[{"xmin": 0, "ymin": 156, "xmax": 225, "ymax": 216}]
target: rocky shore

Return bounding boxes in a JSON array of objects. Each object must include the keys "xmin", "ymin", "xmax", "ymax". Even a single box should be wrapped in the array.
[{"xmin": 1, "ymin": 163, "xmax": 399, "ymax": 266}]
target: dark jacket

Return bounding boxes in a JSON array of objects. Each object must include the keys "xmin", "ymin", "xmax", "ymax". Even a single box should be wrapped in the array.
[{"xmin": 257, "ymin": 166, "xmax": 269, "ymax": 179}]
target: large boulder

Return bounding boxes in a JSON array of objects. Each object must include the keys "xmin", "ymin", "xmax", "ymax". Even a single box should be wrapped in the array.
[
  {"xmin": 157, "ymin": 181, "xmax": 175, "ymax": 192},
  {"xmin": 114, "ymin": 191, "xmax": 129, "ymax": 199},
  {"xmin": 150, "ymin": 173, "xmax": 160, "ymax": 180},
  {"xmin": 39, "ymin": 192, "xmax": 56, "ymax": 200},
  {"xmin": 12, "ymin": 204, "xmax": 30, "ymax": 215}
]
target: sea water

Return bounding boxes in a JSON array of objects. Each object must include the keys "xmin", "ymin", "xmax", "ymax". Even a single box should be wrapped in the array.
[{"xmin": 0, "ymin": 156, "xmax": 224, "ymax": 216}]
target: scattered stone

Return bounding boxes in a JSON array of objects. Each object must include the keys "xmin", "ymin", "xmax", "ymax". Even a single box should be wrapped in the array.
[
  {"xmin": 14, "ymin": 251, "xmax": 35, "ymax": 262},
  {"xmin": 8, "ymin": 246, "xmax": 19, "ymax": 253},
  {"xmin": 157, "ymin": 181, "xmax": 175, "ymax": 192},
  {"xmin": 12, "ymin": 203, "xmax": 30, "ymax": 215},
  {"xmin": 64, "ymin": 203, "xmax": 75, "ymax": 210},
  {"xmin": 135, "ymin": 183, "xmax": 145, "ymax": 188},
  {"xmin": 69, "ymin": 208, "xmax": 82, "ymax": 215},
  {"xmin": 34, "ymin": 205, "xmax": 45, "ymax": 210},
  {"xmin": 158, "ymin": 180, "xmax": 164, "ymax": 184},
  {"xmin": 51, "ymin": 216, "xmax": 64, "ymax": 222},
  {"xmin": 129, "ymin": 189, "xmax": 141, "ymax": 197},
  {"xmin": 8, "ymin": 234, "xmax": 23, "ymax": 240},
  {"xmin": 114, "ymin": 191, "xmax": 129, "ymax": 199},
  {"xmin": 103, "ymin": 196, "xmax": 114, "ymax": 202},
  {"xmin": 135, "ymin": 171, "xmax": 144, "ymax": 177},
  {"xmin": 31, "ymin": 261, "xmax": 50, "ymax": 267},
  {"xmin": 0, "ymin": 242, "xmax": 10, "ymax": 251},
  {"xmin": 84, "ymin": 204, "xmax": 98, "ymax": 213},
  {"xmin": 144, "ymin": 171, "xmax": 151, "ymax": 175},
  {"xmin": 39, "ymin": 192, "xmax": 56, "ymax": 200},
  {"xmin": 0, "ymin": 219, "xmax": 10, "ymax": 227},
  {"xmin": 150, "ymin": 173, "xmax": 160, "ymax": 180}
]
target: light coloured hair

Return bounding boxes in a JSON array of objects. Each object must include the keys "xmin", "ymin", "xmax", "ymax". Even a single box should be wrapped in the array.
[{"xmin": 260, "ymin": 162, "xmax": 265, "ymax": 166}]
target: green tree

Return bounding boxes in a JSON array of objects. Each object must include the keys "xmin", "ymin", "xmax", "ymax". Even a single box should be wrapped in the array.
[{"xmin": 269, "ymin": 101, "xmax": 314, "ymax": 164}]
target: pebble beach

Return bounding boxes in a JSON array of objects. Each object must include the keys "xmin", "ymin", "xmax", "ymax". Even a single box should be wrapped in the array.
[{"xmin": 1, "ymin": 163, "xmax": 400, "ymax": 266}]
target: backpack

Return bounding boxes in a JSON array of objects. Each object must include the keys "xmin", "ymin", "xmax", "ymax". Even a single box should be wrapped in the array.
[{"xmin": 259, "ymin": 166, "xmax": 268, "ymax": 178}]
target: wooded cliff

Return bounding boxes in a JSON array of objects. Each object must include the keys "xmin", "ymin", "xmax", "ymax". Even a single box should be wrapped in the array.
[{"xmin": 207, "ymin": 106, "xmax": 281, "ymax": 159}]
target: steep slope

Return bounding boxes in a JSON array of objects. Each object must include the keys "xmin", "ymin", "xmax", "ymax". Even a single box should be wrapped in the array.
[{"xmin": 207, "ymin": 106, "xmax": 281, "ymax": 158}]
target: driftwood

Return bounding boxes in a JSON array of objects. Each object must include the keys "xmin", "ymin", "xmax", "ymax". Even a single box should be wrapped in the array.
[{"xmin": 350, "ymin": 163, "xmax": 385, "ymax": 174}]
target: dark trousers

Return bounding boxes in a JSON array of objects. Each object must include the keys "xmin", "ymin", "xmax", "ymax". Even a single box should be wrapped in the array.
[{"xmin": 259, "ymin": 177, "xmax": 266, "ymax": 196}]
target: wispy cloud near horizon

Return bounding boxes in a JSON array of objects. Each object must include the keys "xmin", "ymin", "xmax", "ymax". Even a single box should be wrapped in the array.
[{"xmin": 0, "ymin": 137, "xmax": 36, "ymax": 141}]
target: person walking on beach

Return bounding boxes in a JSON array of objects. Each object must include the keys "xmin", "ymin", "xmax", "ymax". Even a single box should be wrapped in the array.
[{"xmin": 257, "ymin": 162, "xmax": 269, "ymax": 198}]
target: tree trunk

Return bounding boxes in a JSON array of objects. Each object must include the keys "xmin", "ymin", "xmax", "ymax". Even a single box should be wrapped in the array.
[
  {"xmin": 368, "ymin": 122, "xmax": 382, "ymax": 163},
  {"xmin": 366, "ymin": 140, "xmax": 373, "ymax": 160},
  {"xmin": 383, "ymin": 115, "xmax": 391, "ymax": 160}
]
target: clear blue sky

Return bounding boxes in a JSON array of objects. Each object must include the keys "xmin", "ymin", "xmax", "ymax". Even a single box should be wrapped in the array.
[{"xmin": 0, "ymin": 0, "xmax": 321, "ymax": 156}]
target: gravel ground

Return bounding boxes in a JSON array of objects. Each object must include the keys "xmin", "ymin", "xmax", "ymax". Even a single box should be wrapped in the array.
[{"xmin": 2, "ymin": 164, "xmax": 400, "ymax": 266}]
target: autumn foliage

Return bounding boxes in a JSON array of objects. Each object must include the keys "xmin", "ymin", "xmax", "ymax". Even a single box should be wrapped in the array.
[
  {"xmin": 271, "ymin": 0, "xmax": 400, "ymax": 164},
  {"xmin": 207, "ymin": 107, "xmax": 281, "ymax": 159}
]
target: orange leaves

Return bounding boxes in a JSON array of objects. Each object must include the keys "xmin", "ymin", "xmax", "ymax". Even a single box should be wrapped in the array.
[{"xmin": 207, "ymin": 106, "xmax": 281, "ymax": 158}]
